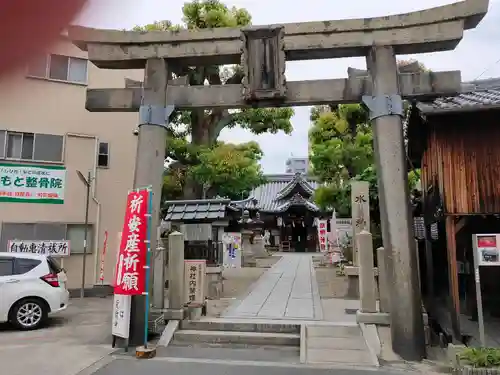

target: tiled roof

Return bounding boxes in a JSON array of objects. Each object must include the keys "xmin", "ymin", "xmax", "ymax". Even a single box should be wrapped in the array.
[
  {"xmin": 164, "ymin": 198, "xmax": 231, "ymax": 221},
  {"xmin": 246, "ymin": 173, "xmax": 321, "ymax": 212},
  {"xmin": 275, "ymin": 173, "xmax": 315, "ymax": 200},
  {"xmin": 417, "ymin": 89, "xmax": 500, "ymax": 114},
  {"xmin": 417, "ymin": 78, "xmax": 500, "ymax": 114},
  {"xmin": 275, "ymin": 193, "xmax": 320, "ymax": 213}
]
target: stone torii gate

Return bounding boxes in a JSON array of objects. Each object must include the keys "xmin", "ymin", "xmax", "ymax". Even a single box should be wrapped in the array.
[{"xmin": 69, "ymin": 0, "xmax": 488, "ymax": 360}]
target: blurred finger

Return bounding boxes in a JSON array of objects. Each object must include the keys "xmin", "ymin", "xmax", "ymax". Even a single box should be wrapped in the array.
[{"xmin": 0, "ymin": 0, "xmax": 88, "ymax": 77}]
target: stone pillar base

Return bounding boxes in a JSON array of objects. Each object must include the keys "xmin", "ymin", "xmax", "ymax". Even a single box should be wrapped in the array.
[{"xmin": 345, "ymin": 266, "xmax": 379, "ymax": 299}]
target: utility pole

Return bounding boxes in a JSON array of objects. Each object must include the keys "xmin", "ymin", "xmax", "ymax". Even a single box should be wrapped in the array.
[
  {"xmin": 76, "ymin": 170, "xmax": 92, "ymax": 299},
  {"xmin": 363, "ymin": 45, "xmax": 425, "ymax": 361}
]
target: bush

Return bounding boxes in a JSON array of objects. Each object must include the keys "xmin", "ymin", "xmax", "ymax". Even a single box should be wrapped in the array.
[{"xmin": 460, "ymin": 348, "xmax": 500, "ymax": 368}]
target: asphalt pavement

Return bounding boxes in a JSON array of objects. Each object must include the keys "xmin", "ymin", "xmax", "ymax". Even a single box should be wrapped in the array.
[{"xmin": 92, "ymin": 357, "xmax": 409, "ymax": 375}]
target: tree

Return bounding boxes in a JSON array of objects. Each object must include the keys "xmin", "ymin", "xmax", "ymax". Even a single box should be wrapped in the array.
[
  {"xmin": 134, "ymin": 1, "xmax": 294, "ymax": 199},
  {"xmin": 310, "ymin": 60, "xmax": 426, "ymax": 220},
  {"xmin": 162, "ymin": 140, "xmax": 265, "ymax": 202},
  {"xmin": 189, "ymin": 141, "xmax": 266, "ymax": 199}
]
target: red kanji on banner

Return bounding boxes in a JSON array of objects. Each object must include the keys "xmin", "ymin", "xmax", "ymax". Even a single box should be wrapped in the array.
[
  {"xmin": 319, "ymin": 222, "xmax": 326, "ymax": 229},
  {"xmin": 114, "ymin": 189, "xmax": 149, "ymax": 295}
]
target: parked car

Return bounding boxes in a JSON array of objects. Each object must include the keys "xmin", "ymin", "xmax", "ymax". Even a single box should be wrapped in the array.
[{"xmin": 0, "ymin": 253, "xmax": 69, "ymax": 330}]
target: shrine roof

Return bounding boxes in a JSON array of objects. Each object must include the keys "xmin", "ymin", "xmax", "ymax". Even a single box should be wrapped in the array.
[
  {"xmin": 246, "ymin": 173, "xmax": 321, "ymax": 212},
  {"xmin": 163, "ymin": 198, "xmax": 234, "ymax": 221},
  {"xmin": 275, "ymin": 193, "xmax": 320, "ymax": 213},
  {"xmin": 275, "ymin": 172, "xmax": 315, "ymax": 200}
]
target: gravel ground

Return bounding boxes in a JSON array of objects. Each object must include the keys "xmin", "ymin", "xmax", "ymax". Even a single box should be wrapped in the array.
[{"xmin": 314, "ymin": 267, "xmax": 350, "ymax": 299}]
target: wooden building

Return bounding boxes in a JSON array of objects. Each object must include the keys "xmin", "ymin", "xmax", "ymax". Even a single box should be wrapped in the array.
[
  {"xmin": 407, "ymin": 83, "xmax": 500, "ymax": 346},
  {"xmin": 163, "ymin": 198, "xmax": 241, "ymax": 265}
]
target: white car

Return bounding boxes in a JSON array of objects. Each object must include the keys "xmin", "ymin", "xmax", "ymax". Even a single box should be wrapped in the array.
[{"xmin": 0, "ymin": 253, "xmax": 69, "ymax": 330}]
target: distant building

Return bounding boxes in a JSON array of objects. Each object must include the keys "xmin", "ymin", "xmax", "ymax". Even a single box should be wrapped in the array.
[{"xmin": 285, "ymin": 157, "xmax": 309, "ymax": 174}]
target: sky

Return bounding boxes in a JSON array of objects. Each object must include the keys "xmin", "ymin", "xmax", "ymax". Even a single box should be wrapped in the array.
[{"xmin": 76, "ymin": 0, "xmax": 500, "ymax": 173}]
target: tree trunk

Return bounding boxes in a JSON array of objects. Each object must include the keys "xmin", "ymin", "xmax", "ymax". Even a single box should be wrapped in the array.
[{"xmin": 183, "ymin": 110, "xmax": 224, "ymax": 199}]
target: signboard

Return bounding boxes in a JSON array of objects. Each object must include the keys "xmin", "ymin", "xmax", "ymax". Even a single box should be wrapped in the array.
[
  {"xmin": 114, "ymin": 189, "xmax": 149, "ymax": 295},
  {"xmin": 184, "ymin": 259, "xmax": 206, "ymax": 304},
  {"xmin": 475, "ymin": 234, "xmax": 500, "ymax": 266},
  {"xmin": 8, "ymin": 240, "xmax": 70, "ymax": 257},
  {"xmin": 222, "ymin": 232, "xmax": 242, "ymax": 268},
  {"xmin": 111, "ymin": 294, "xmax": 131, "ymax": 338},
  {"xmin": 0, "ymin": 163, "xmax": 66, "ymax": 204},
  {"xmin": 317, "ymin": 220, "xmax": 328, "ymax": 252}
]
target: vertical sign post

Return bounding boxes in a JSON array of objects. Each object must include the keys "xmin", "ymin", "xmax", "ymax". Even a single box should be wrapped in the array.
[
  {"xmin": 472, "ymin": 233, "xmax": 500, "ymax": 347},
  {"xmin": 112, "ymin": 188, "xmax": 150, "ymax": 349},
  {"xmin": 143, "ymin": 187, "xmax": 153, "ymax": 349}
]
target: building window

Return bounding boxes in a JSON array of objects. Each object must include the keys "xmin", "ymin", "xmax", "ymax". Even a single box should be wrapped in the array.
[
  {"xmin": 27, "ymin": 54, "xmax": 88, "ymax": 84},
  {"xmin": 98, "ymin": 142, "xmax": 109, "ymax": 168},
  {"xmin": 66, "ymin": 224, "xmax": 93, "ymax": 254},
  {"xmin": 0, "ymin": 130, "xmax": 63, "ymax": 162}
]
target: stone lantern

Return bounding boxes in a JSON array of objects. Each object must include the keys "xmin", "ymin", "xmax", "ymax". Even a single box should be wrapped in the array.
[{"xmin": 238, "ymin": 209, "xmax": 266, "ymax": 266}]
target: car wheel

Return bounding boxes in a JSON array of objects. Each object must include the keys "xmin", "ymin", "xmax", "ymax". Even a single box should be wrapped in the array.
[{"xmin": 10, "ymin": 298, "xmax": 48, "ymax": 330}]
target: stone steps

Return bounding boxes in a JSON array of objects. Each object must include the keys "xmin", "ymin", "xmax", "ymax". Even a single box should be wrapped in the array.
[
  {"xmin": 171, "ymin": 319, "xmax": 301, "ymax": 348},
  {"xmin": 304, "ymin": 324, "xmax": 377, "ymax": 366},
  {"xmin": 180, "ymin": 319, "xmax": 300, "ymax": 334},
  {"xmin": 173, "ymin": 329, "xmax": 300, "ymax": 346}
]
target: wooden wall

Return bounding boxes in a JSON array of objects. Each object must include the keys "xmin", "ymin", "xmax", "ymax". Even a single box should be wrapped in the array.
[{"xmin": 421, "ymin": 112, "xmax": 500, "ymax": 215}]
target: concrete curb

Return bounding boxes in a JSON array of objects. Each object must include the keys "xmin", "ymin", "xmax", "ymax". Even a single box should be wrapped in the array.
[
  {"xmin": 360, "ymin": 323, "xmax": 381, "ymax": 367},
  {"xmin": 158, "ymin": 320, "xmax": 180, "ymax": 347},
  {"xmin": 310, "ymin": 264, "xmax": 324, "ymax": 321},
  {"xmin": 74, "ymin": 353, "xmax": 115, "ymax": 375},
  {"xmin": 300, "ymin": 324, "xmax": 307, "ymax": 364}
]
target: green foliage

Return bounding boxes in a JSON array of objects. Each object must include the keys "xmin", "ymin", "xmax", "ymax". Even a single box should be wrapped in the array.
[
  {"xmin": 459, "ymin": 347, "xmax": 500, "ymax": 368},
  {"xmin": 162, "ymin": 141, "xmax": 265, "ymax": 201},
  {"xmin": 135, "ymin": 0, "xmax": 294, "ymax": 199},
  {"xmin": 309, "ymin": 103, "xmax": 421, "ymax": 223},
  {"xmin": 189, "ymin": 141, "xmax": 266, "ymax": 199}
]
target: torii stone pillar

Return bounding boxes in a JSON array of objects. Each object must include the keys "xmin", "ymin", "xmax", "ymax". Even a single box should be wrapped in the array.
[
  {"xmin": 128, "ymin": 59, "xmax": 175, "ymax": 347},
  {"xmin": 363, "ymin": 46, "xmax": 425, "ymax": 360}
]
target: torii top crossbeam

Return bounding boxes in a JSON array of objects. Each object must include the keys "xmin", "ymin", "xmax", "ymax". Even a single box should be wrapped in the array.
[
  {"xmin": 69, "ymin": 0, "xmax": 488, "ymax": 69},
  {"xmin": 67, "ymin": 0, "xmax": 488, "ymax": 111}
]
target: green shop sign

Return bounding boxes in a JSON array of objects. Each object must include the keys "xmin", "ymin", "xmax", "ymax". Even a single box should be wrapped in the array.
[{"xmin": 0, "ymin": 163, "xmax": 66, "ymax": 204}]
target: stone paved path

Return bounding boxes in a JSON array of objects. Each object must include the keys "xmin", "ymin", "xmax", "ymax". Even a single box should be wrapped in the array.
[{"xmin": 222, "ymin": 254, "xmax": 323, "ymax": 320}]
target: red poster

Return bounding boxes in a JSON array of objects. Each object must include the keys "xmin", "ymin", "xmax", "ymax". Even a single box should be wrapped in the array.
[
  {"xmin": 114, "ymin": 189, "xmax": 149, "ymax": 295},
  {"xmin": 477, "ymin": 235, "xmax": 497, "ymax": 248}
]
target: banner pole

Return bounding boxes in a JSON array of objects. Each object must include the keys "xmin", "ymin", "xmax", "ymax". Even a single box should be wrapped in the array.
[{"xmin": 143, "ymin": 187, "xmax": 153, "ymax": 349}]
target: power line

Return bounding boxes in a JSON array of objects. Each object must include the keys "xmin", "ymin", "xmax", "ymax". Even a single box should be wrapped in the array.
[{"xmin": 473, "ymin": 57, "xmax": 500, "ymax": 81}]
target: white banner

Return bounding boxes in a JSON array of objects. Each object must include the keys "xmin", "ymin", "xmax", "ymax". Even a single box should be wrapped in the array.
[
  {"xmin": 0, "ymin": 163, "xmax": 66, "ymax": 204},
  {"xmin": 317, "ymin": 220, "xmax": 328, "ymax": 252},
  {"xmin": 222, "ymin": 232, "xmax": 242, "ymax": 268},
  {"xmin": 8, "ymin": 240, "xmax": 70, "ymax": 257},
  {"xmin": 111, "ymin": 294, "xmax": 131, "ymax": 338}
]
